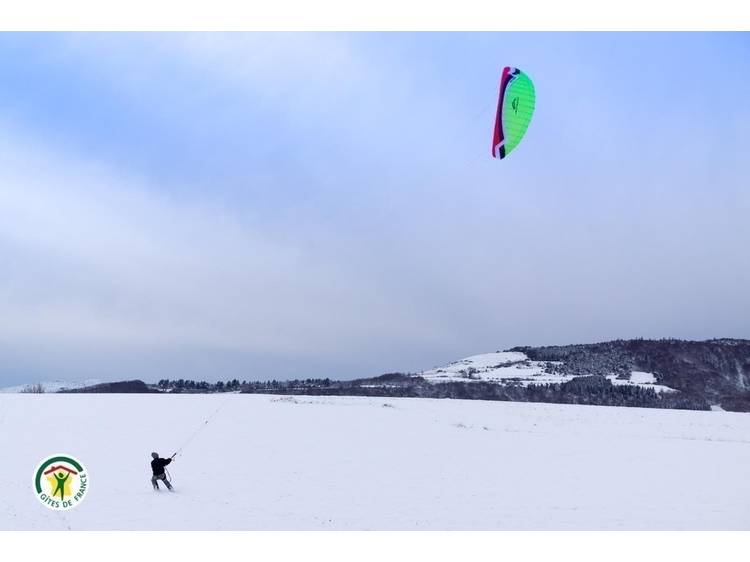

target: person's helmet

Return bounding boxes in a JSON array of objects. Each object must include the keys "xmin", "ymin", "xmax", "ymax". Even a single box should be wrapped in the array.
[{"xmin": 151, "ymin": 452, "xmax": 159, "ymax": 459}]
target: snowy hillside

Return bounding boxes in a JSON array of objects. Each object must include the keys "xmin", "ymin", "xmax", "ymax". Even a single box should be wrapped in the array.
[
  {"xmin": 421, "ymin": 352, "xmax": 677, "ymax": 392},
  {"xmin": 0, "ymin": 379, "xmax": 101, "ymax": 393},
  {"xmin": 2, "ymin": 393, "xmax": 748, "ymax": 530}
]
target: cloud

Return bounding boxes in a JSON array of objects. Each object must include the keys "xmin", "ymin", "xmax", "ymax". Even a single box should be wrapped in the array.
[
  {"xmin": 0, "ymin": 124, "xmax": 460, "ymax": 379},
  {"xmin": 0, "ymin": 33, "xmax": 491, "ymax": 385}
]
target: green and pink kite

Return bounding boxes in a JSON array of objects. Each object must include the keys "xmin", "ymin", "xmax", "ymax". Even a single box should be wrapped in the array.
[{"xmin": 492, "ymin": 67, "xmax": 536, "ymax": 159}]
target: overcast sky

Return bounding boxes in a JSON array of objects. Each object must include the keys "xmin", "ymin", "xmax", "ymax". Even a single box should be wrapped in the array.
[{"xmin": 0, "ymin": 32, "xmax": 748, "ymax": 386}]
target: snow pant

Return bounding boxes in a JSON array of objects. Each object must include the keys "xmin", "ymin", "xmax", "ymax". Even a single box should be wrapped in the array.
[{"xmin": 151, "ymin": 473, "xmax": 172, "ymax": 490}]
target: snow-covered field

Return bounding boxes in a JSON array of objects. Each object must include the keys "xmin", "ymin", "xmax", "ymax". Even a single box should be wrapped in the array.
[
  {"xmin": 1, "ymin": 393, "xmax": 748, "ymax": 530},
  {"xmin": 421, "ymin": 352, "xmax": 677, "ymax": 392}
]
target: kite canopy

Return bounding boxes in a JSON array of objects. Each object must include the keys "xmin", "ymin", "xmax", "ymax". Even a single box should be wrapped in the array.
[{"xmin": 491, "ymin": 67, "xmax": 535, "ymax": 159}]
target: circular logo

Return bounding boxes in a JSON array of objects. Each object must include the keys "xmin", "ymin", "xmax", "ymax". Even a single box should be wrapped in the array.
[{"xmin": 33, "ymin": 454, "xmax": 89, "ymax": 510}]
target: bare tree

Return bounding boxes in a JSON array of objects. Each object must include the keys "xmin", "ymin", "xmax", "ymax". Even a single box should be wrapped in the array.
[{"xmin": 20, "ymin": 383, "xmax": 45, "ymax": 394}]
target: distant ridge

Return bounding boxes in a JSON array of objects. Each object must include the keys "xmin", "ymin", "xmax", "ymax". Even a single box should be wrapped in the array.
[
  {"xmin": 14, "ymin": 338, "xmax": 749, "ymax": 412},
  {"xmin": 509, "ymin": 338, "xmax": 750, "ymax": 402},
  {"xmin": 61, "ymin": 380, "xmax": 158, "ymax": 394}
]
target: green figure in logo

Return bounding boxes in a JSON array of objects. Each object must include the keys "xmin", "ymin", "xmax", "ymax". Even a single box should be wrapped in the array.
[{"xmin": 53, "ymin": 471, "xmax": 70, "ymax": 501}]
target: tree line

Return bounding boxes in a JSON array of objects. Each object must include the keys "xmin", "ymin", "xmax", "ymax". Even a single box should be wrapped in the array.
[
  {"xmin": 156, "ymin": 377, "xmax": 333, "ymax": 393},
  {"xmin": 154, "ymin": 373, "xmax": 709, "ymax": 410},
  {"xmin": 238, "ymin": 373, "xmax": 711, "ymax": 411}
]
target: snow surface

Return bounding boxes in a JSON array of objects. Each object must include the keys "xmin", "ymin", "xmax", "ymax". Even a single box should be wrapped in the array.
[
  {"xmin": 421, "ymin": 352, "xmax": 677, "ymax": 392},
  {"xmin": 2, "ymin": 393, "xmax": 748, "ymax": 530},
  {"xmin": 609, "ymin": 372, "xmax": 676, "ymax": 393},
  {"xmin": 630, "ymin": 371, "xmax": 657, "ymax": 384}
]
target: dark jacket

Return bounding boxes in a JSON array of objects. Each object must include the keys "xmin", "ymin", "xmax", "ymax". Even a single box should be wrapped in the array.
[{"xmin": 151, "ymin": 457, "xmax": 172, "ymax": 476}]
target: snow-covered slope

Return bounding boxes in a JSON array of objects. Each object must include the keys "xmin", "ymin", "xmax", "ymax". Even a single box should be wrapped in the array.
[
  {"xmin": 0, "ymin": 379, "xmax": 100, "ymax": 393},
  {"xmin": 421, "ymin": 351, "xmax": 551, "ymax": 382},
  {"xmin": 421, "ymin": 352, "xmax": 677, "ymax": 392},
  {"xmin": 1, "ymin": 393, "xmax": 748, "ymax": 530}
]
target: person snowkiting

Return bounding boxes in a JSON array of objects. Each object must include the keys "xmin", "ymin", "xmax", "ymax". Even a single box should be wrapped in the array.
[{"xmin": 150, "ymin": 452, "xmax": 175, "ymax": 491}]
